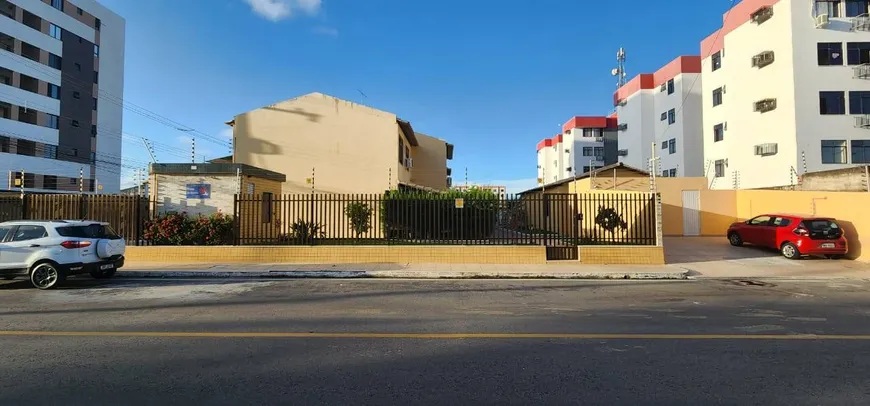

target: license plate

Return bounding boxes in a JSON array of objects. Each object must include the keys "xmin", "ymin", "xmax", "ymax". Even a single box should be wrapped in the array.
[
  {"xmin": 100, "ymin": 264, "xmax": 114, "ymax": 270},
  {"xmin": 821, "ymin": 243, "xmax": 835, "ymax": 248}
]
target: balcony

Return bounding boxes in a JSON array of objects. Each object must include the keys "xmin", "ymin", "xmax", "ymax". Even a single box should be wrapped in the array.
[
  {"xmin": 853, "ymin": 14, "xmax": 870, "ymax": 31},
  {"xmin": 855, "ymin": 115, "xmax": 870, "ymax": 129}
]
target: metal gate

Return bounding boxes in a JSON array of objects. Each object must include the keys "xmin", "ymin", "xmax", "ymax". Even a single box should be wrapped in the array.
[{"xmin": 540, "ymin": 193, "xmax": 579, "ymax": 261}]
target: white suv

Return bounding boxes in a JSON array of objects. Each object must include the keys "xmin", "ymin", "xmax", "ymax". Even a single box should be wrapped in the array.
[{"xmin": 0, "ymin": 220, "xmax": 126, "ymax": 289}]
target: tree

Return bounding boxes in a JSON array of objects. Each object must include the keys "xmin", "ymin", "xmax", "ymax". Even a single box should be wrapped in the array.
[{"xmin": 345, "ymin": 202, "xmax": 373, "ymax": 239}]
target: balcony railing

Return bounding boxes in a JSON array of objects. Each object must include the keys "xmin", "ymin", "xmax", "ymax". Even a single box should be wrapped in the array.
[
  {"xmin": 855, "ymin": 64, "xmax": 870, "ymax": 79},
  {"xmin": 853, "ymin": 14, "xmax": 870, "ymax": 31},
  {"xmin": 855, "ymin": 115, "xmax": 870, "ymax": 129}
]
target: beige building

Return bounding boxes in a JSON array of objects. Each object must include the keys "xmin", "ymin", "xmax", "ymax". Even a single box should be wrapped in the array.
[{"xmin": 228, "ymin": 92, "xmax": 454, "ymax": 194}]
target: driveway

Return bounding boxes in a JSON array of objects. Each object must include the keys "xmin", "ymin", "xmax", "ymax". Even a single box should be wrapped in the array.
[{"xmin": 665, "ymin": 237, "xmax": 870, "ymax": 278}]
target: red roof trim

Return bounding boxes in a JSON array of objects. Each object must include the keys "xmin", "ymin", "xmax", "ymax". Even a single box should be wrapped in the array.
[
  {"xmin": 700, "ymin": 0, "xmax": 780, "ymax": 58},
  {"xmin": 612, "ymin": 56, "xmax": 702, "ymax": 105}
]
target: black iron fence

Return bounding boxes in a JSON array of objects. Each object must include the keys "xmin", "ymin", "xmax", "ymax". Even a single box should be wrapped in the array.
[
  {"xmin": 233, "ymin": 192, "xmax": 658, "ymax": 247},
  {"xmin": 577, "ymin": 193, "xmax": 657, "ymax": 246},
  {"xmin": 0, "ymin": 194, "xmax": 149, "ymax": 245}
]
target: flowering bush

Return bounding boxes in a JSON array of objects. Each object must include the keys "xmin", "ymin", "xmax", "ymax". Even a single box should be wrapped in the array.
[{"xmin": 144, "ymin": 212, "xmax": 234, "ymax": 245}]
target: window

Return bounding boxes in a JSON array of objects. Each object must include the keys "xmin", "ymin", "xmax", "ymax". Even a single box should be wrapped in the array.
[
  {"xmin": 12, "ymin": 225, "xmax": 47, "ymax": 241},
  {"xmin": 93, "ymin": 71, "xmax": 99, "ymax": 84},
  {"xmin": 77, "ymin": 7, "xmax": 83, "ymax": 15},
  {"xmin": 822, "ymin": 140, "xmax": 847, "ymax": 164},
  {"xmin": 47, "ymin": 84, "xmax": 60, "ymax": 99},
  {"xmin": 772, "ymin": 217, "xmax": 793, "ymax": 227},
  {"xmin": 74, "ymin": 62, "xmax": 81, "ymax": 71},
  {"xmin": 714, "ymin": 159, "xmax": 725, "ymax": 177},
  {"xmin": 0, "ymin": 136, "xmax": 9, "ymax": 153},
  {"xmin": 713, "ymin": 124, "xmax": 724, "ymax": 142},
  {"xmin": 818, "ymin": 43, "xmax": 844, "ymax": 65},
  {"xmin": 22, "ymin": 10, "xmax": 41, "ymax": 31},
  {"xmin": 49, "ymin": 24, "xmax": 62, "ymax": 40},
  {"xmin": 852, "ymin": 140, "xmax": 870, "ymax": 163},
  {"xmin": 95, "ymin": 18, "xmax": 101, "ymax": 31},
  {"xmin": 712, "ymin": 51, "xmax": 722, "ymax": 71},
  {"xmin": 46, "ymin": 114, "xmax": 59, "ymax": 129},
  {"xmin": 91, "ymin": 125, "xmax": 97, "ymax": 136},
  {"xmin": 582, "ymin": 147, "xmax": 593, "ymax": 156},
  {"xmin": 660, "ymin": 112, "xmax": 667, "ymax": 121},
  {"xmin": 847, "ymin": 42, "xmax": 870, "ymax": 65},
  {"xmin": 71, "ymin": 120, "xmax": 80, "ymax": 127},
  {"xmin": 16, "ymin": 139, "xmax": 35, "ymax": 156},
  {"xmin": 89, "ymin": 151, "xmax": 95, "ymax": 163},
  {"xmin": 669, "ymin": 169, "xmax": 677, "ymax": 177},
  {"xmin": 820, "ymin": 91, "xmax": 846, "ymax": 114},
  {"xmin": 582, "ymin": 128, "xmax": 598, "ymax": 137},
  {"xmin": 93, "ymin": 98, "xmax": 97, "ymax": 110},
  {"xmin": 48, "ymin": 53, "xmax": 61, "ymax": 69},
  {"xmin": 50, "ymin": 0, "xmax": 63, "ymax": 11},
  {"xmin": 398, "ymin": 138, "xmax": 404, "ymax": 163},
  {"xmin": 668, "ymin": 139, "xmax": 676, "ymax": 154},
  {"xmin": 713, "ymin": 87, "xmax": 723, "ymax": 106},
  {"xmin": 593, "ymin": 147, "xmax": 604, "ymax": 158},
  {"xmin": 662, "ymin": 170, "xmax": 669, "ymax": 177},
  {"xmin": 661, "ymin": 141, "xmax": 667, "ymax": 150},
  {"xmin": 846, "ymin": 0, "xmax": 870, "ymax": 16},
  {"xmin": 667, "ymin": 79, "xmax": 675, "ymax": 95},
  {"xmin": 73, "ymin": 91, "xmax": 80, "ymax": 99},
  {"xmin": 748, "ymin": 216, "xmax": 772, "ymax": 226},
  {"xmin": 667, "ymin": 108, "xmax": 676, "ymax": 124},
  {"xmin": 816, "ymin": 0, "xmax": 841, "ymax": 17},
  {"xmin": 43, "ymin": 144, "xmax": 57, "ymax": 159},
  {"xmin": 43, "ymin": 175, "xmax": 57, "ymax": 190},
  {"xmin": 93, "ymin": 44, "xmax": 99, "ymax": 57},
  {"xmin": 849, "ymin": 91, "xmax": 870, "ymax": 114},
  {"xmin": 69, "ymin": 178, "xmax": 76, "ymax": 185}
]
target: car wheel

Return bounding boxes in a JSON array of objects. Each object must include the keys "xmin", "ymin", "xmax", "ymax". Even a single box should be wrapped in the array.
[
  {"xmin": 90, "ymin": 269, "xmax": 117, "ymax": 279},
  {"xmin": 781, "ymin": 242, "xmax": 801, "ymax": 260},
  {"xmin": 825, "ymin": 254, "xmax": 844, "ymax": 260},
  {"xmin": 29, "ymin": 262, "xmax": 65, "ymax": 290},
  {"xmin": 728, "ymin": 232, "xmax": 743, "ymax": 247}
]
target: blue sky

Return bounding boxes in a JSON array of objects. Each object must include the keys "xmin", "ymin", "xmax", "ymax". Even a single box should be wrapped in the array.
[{"xmin": 104, "ymin": 0, "xmax": 731, "ymax": 191}]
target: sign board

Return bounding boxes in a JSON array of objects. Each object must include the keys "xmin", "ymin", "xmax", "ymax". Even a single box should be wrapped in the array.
[
  {"xmin": 185, "ymin": 183, "xmax": 211, "ymax": 199},
  {"xmin": 454, "ymin": 198, "xmax": 464, "ymax": 209}
]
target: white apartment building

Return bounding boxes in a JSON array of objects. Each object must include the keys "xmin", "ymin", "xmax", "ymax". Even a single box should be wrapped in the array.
[
  {"xmin": 701, "ymin": 0, "xmax": 870, "ymax": 190},
  {"xmin": 613, "ymin": 56, "xmax": 705, "ymax": 177},
  {"xmin": 536, "ymin": 116, "xmax": 618, "ymax": 185},
  {"xmin": 0, "ymin": 0, "xmax": 124, "ymax": 193},
  {"xmin": 453, "ymin": 184, "xmax": 507, "ymax": 199}
]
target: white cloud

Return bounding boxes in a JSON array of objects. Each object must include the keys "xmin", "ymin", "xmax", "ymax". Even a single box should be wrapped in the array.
[
  {"xmin": 243, "ymin": 0, "xmax": 321, "ymax": 21},
  {"xmin": 312, "ymin": 26, "xmax": 338, "ymax": 36}
]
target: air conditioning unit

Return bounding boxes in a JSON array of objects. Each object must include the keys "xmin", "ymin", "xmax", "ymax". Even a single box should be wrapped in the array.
[
  {"xmin": 616, "ymin": 99, "xmax": 627, "ymax": 107},
  {"xmin": 815, "ymin": 13, "xmax": 830, "ymax": 28},
  {"xmin": 751, "ymin": 51, "xmax": 775, "ymax": 68},
  {"xmin": 750, "ymin": 6, "xmax": 773, "ymax": 24},
  {"xmin": 595, "ymin": 137, "xmax": 604, "ymax": 142},
  {"xmin": 617, "ymin": 123, "xmax": 628, "ymax": 131},
  {"xmin": 754, "ymin": 143, "xmax": 778, "ymax": 157},
  {"xmin": 660, "ymin": 84, "xmax": 667, "ymax": 92},
  {"xmin": 753, "ymin": 98, "xmax": 777, "ymax": 113},
  {"xmin": 404, "ymin": 157, "xmax": 413, "ymax": 169},
  {"xmin": 617, "ymin": 149, "xmax": 628, "ymax": 157}
]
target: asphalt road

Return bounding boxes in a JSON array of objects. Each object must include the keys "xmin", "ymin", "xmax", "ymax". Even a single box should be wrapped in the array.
[{"xmin": 2, "ymin": 276, "xmax": 870, "ymax": 405}]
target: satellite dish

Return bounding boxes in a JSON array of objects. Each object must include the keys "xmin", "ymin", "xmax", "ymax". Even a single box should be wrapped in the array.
[{"xmin": 611, "ymin": 68, "xmax": 619, "ymax": 76}]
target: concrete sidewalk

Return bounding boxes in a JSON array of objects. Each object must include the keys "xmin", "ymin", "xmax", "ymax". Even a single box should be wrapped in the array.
[{"xmin": 119, "ymin": 263, "xmax": 689, "ymax": 280}]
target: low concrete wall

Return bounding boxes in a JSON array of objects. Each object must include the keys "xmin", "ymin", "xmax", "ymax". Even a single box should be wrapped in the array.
[
  {"xmin": 126, "ymin": 245, "xmax": 548, "ymax": 265},
  {"xmin": 578, "ymin": 246, "xmax": 665, "ymax": 265}
]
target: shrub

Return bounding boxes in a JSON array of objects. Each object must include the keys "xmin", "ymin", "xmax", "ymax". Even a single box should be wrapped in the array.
[
  {"xmin": 381, "ymin": 188, "xmax": 499, "ymax": 240},
  {"xmin": 144, "ymin": 212, "xmax": 234, "ymax": 245},
  {"xmin": 278, "ymin": 219, "xmax": 325, "ymax": 245},
  {"xmin": 345, "ymin": 202, "xmax": 373, "ymax": 239}
]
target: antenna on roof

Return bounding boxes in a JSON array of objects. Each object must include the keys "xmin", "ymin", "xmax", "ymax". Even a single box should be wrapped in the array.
[{"xmin": 612, "ymin": 47, "xmax": 627, "ymax": 89}]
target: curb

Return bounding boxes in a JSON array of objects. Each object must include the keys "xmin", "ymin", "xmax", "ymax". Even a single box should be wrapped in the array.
[{"xmin": 117, "ymin": 270, "xmax": 690, "ymax": 280}]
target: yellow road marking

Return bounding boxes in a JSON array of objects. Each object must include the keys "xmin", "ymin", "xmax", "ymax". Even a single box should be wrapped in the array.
[{"xmin": 0, "ymin": 331, "xmax": 869, "ymax": 340}]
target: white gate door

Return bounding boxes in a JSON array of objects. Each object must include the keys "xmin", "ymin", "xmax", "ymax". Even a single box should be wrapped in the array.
[{"xmin": 682, "ymin": 190, "xmax": 701, "ymax": 236}]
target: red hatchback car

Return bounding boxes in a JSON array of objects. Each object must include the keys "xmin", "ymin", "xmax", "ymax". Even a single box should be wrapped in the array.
[{"xmin": 727, "ymin": 214, "xmax": 848, "ymax": 259}]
